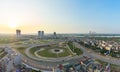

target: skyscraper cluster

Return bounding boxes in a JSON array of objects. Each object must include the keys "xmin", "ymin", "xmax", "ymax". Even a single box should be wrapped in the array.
[
  {"xmin": 38, "ymin": 31, "xmax": 44, "ymax": 39},
  {"xmin": 16, "ymin": 29, "xmax": 57, "ymax": 39}
]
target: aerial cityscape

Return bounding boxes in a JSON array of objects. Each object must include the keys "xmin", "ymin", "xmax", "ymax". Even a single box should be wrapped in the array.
[{"xmin": 0, "ymin": 0, "xmax": 120, "ymax": 72}]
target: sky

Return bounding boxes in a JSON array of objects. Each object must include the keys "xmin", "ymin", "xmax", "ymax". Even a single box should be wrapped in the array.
[{"xmin": 0, "ymin": 0, "xmax": 120, "ymax": 34}]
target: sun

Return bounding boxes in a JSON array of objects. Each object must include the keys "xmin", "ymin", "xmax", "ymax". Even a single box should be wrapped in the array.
[
  {"xmin": 8, "ymin": 22, "xmax": 18, "ymax": 28},
  {"xmin": 8, "ymin": 18, "xmax": 18, "ymax": 29}
]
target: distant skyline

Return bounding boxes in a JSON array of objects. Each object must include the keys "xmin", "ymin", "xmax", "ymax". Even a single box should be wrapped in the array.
[{"xmin": 0, "ymin": 0, "xmax": 120, "ymax": 34}]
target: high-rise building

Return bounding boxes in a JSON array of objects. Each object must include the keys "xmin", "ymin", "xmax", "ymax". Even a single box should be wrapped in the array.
[
  {"xmin": 38, "ymin": 31, "xmax": 41, "ymax": 38},
  {"xmin": 53, "ymin": 32, "xmax": 57, "ymax": 38},
  {"xmin": 42, "ymin": 31, "xmax": 44, "ymax": 38},
  {"xmin": 38, "ymin": 30, "xmax": 44, "ymax": 39},
  {"xmin": 16, "ymin": 29, "xmax": 21, "ymax": 37}
]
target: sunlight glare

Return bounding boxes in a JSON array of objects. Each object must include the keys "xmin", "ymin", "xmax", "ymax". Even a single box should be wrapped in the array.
[
  {"xmin": 8, "ymin": 22, "xmax": 17, "ymax": 28},
  {"xmin": 8, "ymin": 18, "xmax": 20, "ymax": 29}
]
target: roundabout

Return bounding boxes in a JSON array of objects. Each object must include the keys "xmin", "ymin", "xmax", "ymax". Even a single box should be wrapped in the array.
[
  {"xmin": 35, "ymin": 48, "xmax": 66, "ymax": 58},
  {"xmin": 35, "ymin": 47, "xmax": 71, "ymax": 58},
  {"xmin": 25, "ymin": 44, "xmax": 77, "ymax": 62},
  {"xmin": 15, "ymin": 41, "xmax": 84, "ymax": 71}
]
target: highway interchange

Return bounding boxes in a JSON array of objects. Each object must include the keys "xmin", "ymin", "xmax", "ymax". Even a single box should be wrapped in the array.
[{"xmin": 0, "ymin": 38, "xmax": 120, "ymax": 71}]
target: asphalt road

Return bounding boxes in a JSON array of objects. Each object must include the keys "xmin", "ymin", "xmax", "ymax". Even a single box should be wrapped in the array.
[
  {"xmin": 4, "ymin": 40, "xmax": 120, "ymax": 71},
  {"xmin": 10, "ymin": 41, "xmax": 84, "ymax": 71},
  {"xmin": 74, "ymin": 42, "xmax": 120, "ymax": 66}
]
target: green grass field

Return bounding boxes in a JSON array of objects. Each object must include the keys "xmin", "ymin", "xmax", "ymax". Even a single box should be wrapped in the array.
[
  {"xmin": 29, "ymin": 46, "xmax": 73, "ymax": 58},
  {"xmin": 0, "ymin": 49, "xmax": 4, "ymax": 53},
  {"xmin": 16, "ymin": 47, "xmax": 27, "ymax": 56},
  {"xmin": 37, "ymin": 47, "xmax": 71, "ymax": 58},
  {"xmin": 29, "ymin": 47, "xmax": 38, "ymax": 56},
  {"xmin": 0, "ymin": 36, "xmax": 28, "ymax": 44}
]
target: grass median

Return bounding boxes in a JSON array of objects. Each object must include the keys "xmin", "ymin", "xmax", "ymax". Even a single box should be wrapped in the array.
[{"xmin": 68, "ymin": 42, "xmax": 83, "ymax": 55}]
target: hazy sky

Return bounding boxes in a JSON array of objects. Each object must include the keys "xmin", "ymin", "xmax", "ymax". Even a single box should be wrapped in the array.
[{"xmin": 0, "ymin": 0, "xmax": 120, "ymax": 34}]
